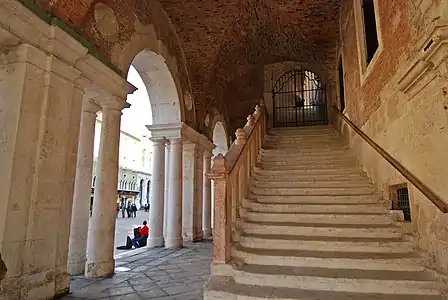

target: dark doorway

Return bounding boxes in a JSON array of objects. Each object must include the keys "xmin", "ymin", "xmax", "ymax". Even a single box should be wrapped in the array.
[
  {"xmin": 139, "ymin": 179, "xmax": 144, "ymax": 206},
  {"xmin": 338, "ymin": 58, "xmax": 345, "ymax": 112},
  {"xmin": 146, "ymin": 180, "xmax": 151, "ymax": 203}
]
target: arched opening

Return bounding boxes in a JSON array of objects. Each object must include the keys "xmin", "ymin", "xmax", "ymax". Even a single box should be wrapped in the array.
[
  {"xmin": 272, "ymin": 68, "xmax": 327, "ymax": 127},
  {"xmin": 112, "ymin": 49, "xmax": 183, "ymax": 256},
  {"xmin": 139, "ymin": 179, "xmax": 144, "ymax": 206},
  {"xmin": 212, "ymin": 121, "xmax": 229, "ymax": 156},
  {"xmin": 211, "ymin": 120, "xmax": 229, "ymax": 230},
  {"xmin": 146, "ymin": 180, "xmax": 151, "ymax": 203}
]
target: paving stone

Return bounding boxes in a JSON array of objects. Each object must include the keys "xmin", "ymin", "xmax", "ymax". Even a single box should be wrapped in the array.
[
  {"xmin": 62, "ymin": 241, "xmax": 212, "ymax": 300},
  {"xmin": 108, "ymin": 286, "xmax": 136, "ymax": 297}
]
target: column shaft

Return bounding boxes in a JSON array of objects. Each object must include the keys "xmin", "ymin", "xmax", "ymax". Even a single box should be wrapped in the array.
[
  {"xmin": 182, "ymin": 142, "xmax": 204, "ymax": 242},
  {"xmin": 202, "ymin": 151, "xmax": 212, "ymax": 237},
  {"xmin": 148, "ymin": 139, "xmax": 165, "ymax": 247},
  {"xmin": 67, "ymin": 99, "xmax": 98, "ymax": 275},
  {"xmin": 163, "ymin": 142, "xmax": 171, "ymax": 239},
  {"xmin": 85, "ymin": 105, "xmax": 122, "ymax": 277},
  {"xmin": 166, "ymin": 138, "xmax": 183, "ymax": 248}
]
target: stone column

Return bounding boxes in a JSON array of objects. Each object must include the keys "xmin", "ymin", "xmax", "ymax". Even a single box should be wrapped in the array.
[
  {"xmin": 182, "ymin": 142, "xmax": 204, "ymax": 242},
  {"xmin": 166, "ymin": 138, "xmax": 183, "ymax": 248},
  {"xmin": 202, "ymin": 151, "xmax": 213, "ymax": 237},
  {"xmin": 163, "ymin": 142, "xmax": 171, "ymax": 239},
  {"xmin": 85, "ymin": 101, "xmax": 122, "ymax": 277},
  {"xmin": 67, "ymin": 98, "xmax": 100, "ymax": 275},
  {"xmin": 0, "ymin": 42, "xmax": 85, "ymax": 298},
  {"xmin": 148, "ymin": 138, "xmax": 166, "ymax": 247}
]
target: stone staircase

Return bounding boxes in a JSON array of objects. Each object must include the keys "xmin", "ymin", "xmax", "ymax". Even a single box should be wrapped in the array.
[{"xmin": 204, "ymin": 126, "xmax": 447, "ymax": 299}]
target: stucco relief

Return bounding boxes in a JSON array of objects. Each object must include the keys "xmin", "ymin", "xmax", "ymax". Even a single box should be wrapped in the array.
[
  {"xmin": 94, "ymin": 3, "xmax": 119, "ymax": 41},
  {"xmin": 184, "ymin": 90, "xmax": 193, "ymax": 111}
]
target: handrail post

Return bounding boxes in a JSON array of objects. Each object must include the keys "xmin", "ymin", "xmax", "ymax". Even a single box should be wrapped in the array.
[{"xmin": 207, "ymin": 154, "xmax": 231, "ymax": 263}]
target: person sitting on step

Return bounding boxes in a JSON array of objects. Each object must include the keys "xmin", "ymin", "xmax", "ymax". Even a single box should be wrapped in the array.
[{"xmin": 131, "ymin": 221, "xmax": 149, "ymax": 248}]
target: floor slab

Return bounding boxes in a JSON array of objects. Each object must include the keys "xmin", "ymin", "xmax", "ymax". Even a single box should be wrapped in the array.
[{"xmin": 63, "ymin": 241, "xmax": 212, "ymax": 299}]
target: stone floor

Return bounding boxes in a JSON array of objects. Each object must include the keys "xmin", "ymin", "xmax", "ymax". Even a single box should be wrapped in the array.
[{"xmin": 62, "ymin": 240, "xmax": 212, "ymax": 299}]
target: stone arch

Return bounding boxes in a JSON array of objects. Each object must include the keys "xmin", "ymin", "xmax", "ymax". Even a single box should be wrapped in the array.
[
  {"xmin": 210, "ymin": 110, "xmax": 230, "ymax": 156},
  {"xmin": 112, "ymin": 26, "xmax": 196, "ymax": 125},
  {"xmin": 212, "ymin": 121, "xmax": 229, "ymax": 157},
  {"xmin": 271, "ymin": 61, "xmax": 329, "ymax": 88},
  {"xmin": 129, "ymin": 50, "xmax": 182, "ymax": 125}
]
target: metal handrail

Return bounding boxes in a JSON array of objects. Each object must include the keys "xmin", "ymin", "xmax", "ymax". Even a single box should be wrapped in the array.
[{"xmin": 333, "ymin": 106, "xmax": 448, "ymax": 213}]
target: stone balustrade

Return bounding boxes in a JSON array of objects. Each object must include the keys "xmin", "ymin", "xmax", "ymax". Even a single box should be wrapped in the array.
[{"xmin": 207, "ymin": 99, "xmax": 267, "ymax": 264}]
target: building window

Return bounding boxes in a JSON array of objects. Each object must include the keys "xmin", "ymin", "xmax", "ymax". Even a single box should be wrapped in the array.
[
  {"xmin": 362, "ymin": 0, "xmax": 379, "ymax": 64},
  {"xmin": 338, "ymin": 57, "xmax": 345, "ymax": 112},
  {"xmin": 397, "ymin": 187, "xmax": 411, "ymax": 221},
  {"xmin": 390, "ymin": 184, "xmax": 411, "ymax": 222}
]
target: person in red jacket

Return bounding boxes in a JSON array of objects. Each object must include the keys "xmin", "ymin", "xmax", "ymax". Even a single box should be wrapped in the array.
[{"xmin": 131, "ymin": 221, "xmax": 149, "ymax": 248}]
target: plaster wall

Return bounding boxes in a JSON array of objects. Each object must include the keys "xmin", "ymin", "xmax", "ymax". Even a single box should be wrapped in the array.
[{"xmin": 335, "ymin": 0, "xmax": 448, "ymax": 272}]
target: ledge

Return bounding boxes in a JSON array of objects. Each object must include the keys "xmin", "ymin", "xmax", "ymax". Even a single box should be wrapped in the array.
[{"xmin": 397, "ymin": 22, "xmax": 448, "ymax": 97}]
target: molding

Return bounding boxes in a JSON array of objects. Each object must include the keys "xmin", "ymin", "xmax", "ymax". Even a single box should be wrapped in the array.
[
  {"xmin": 14, "ymin": 0, "xmax": 123, "ymax": 76},
  {"xmin": 0, "ymin": 0, "xmax": 136, "ymax": 100},
  {"xmin": 146, "ymin": 123, "xmax": 215, "ymax": 152},
  {"xmin": 397, "ymin": 22, "xmax": 448, "ymax": 97}
]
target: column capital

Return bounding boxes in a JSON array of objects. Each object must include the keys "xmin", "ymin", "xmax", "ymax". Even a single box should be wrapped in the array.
[
  {"xmin": 150, "ymin": 137, "xmax": 167, "ymax": 146},
  {"xmin": 82, "ymin": 98, "xmax": 101, "ymax": 114},
  {"xmin": 203, "ymin": 150, "xmax": 213, "ymax": 159},
  {"xmin": 168, "ymin": 137, "xmax": 183, "ymax": 145}
]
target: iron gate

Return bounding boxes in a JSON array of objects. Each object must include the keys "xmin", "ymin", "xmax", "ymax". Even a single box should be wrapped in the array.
[{"xmin": 272, "ymin": 68, "xmax": 327, "ymax": 127}]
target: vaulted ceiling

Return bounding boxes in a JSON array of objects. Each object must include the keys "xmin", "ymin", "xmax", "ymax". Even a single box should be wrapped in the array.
[{"xmin": 29, "ymin": 0, "xmax": 342, "ymax": 128}]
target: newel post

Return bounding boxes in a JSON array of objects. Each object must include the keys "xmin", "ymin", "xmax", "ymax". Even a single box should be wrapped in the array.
[
  {"xmin": 259, "ymin": 98, "xmax": 267, "ymax": 137},
  {"xmin": 207, "ymin": 154, "xmax": 231, "ymax": 264}
]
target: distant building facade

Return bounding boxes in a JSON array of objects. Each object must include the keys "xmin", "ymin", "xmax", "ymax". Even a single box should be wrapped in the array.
[{"xmin": 91, "ymin": 112, "xmax": 153, "ymax": 209}]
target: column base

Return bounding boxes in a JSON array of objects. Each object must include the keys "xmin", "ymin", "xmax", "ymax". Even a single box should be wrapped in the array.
[
  {"xmin": 148, "ymin": 237, "xmax": 164, "ymax": 248},
  {"xmin": 84, "ymin": 259, "xmax": 115, "ymax": 278},
  {"xmin": 165, "ymin": 237, "xmax": 183, "ymax": 249},
  {"xmin": 67, "ymin": 260, "xmax": 86, "ymax": 276},
  {"xmin": 193, "ymin": 232, "xmax": 203, "ymax": 242},
  {"xmin": 203, "ymin": 229, "xmax": 212, "ymax": 238}
]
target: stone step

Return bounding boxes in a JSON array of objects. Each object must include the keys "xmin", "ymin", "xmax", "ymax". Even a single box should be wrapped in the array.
[
  {"xmin": 252, "ymin": 171, "xmax": 368, "ymax": 181},
  {"xmin": 259, "ymin": 158, "xmax": 357, "ymax": 166},
  {"xmin": 231, "ymin": 269, "xmax": 442, "ymax": 296},
  {"xmin": 241, "ymin": 221, "xmax": 401, "ymax": 238},
  {"xmin": 204, "ymin": 276, "xmax": 446, "ymax": 300},
  {"xmin": 243, "ymin": 200, "xmax": 386, "ymax": 214},
  {"xmin": 263, "ymin": 140, "xmax": 346, "ymax": 146},
  {"xmin": 249, "ymin": 194, "xmax": 381, "ymax": 204},
  {"xmin": 253, "ymin": 167, "xmax": 365, "ymax": 176},
  {"xmin": 260, "ymin": 148, "xmax": 353, "ymax": 157},
  {"xmin": 268, "ymin": 127, "xmax": 335, "ymax": 135},
  {"xmin": 263, "ymin": 137, "xmax": 347, "ymax": 147},
  {"xmin": 251, "ymin": 186, "xmax": 376, "ymax": 196},
  {"xmin": 260, "ymin": 164, "xmax": 361, "ymax": 171},
  {"xmin": 259, "ymin": 161, "xmax": 357, "ymax": 169},
  {"xmin": 232, "ymin": 247, "xmax": 425, "ymax": 272},
  {"xmin": 259, "ymin": 154, "xmax": 356, "ymax": 163},
  {"xmin": 263, "ymin": 145, "xmax": 350, "ymax": 151},
  {"xmin": 239, "ymin": 235, "xmax": 415, "ymax": 253},
  {"xmin": 240, "ymin": 211, "xmax": 393, "ymax": 225},
  {"xmin": 251, "ymin": 179, "xmax": 372, "ymax": 189}
]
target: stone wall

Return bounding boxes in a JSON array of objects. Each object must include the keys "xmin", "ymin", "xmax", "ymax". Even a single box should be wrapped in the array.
[{"xmin": 335, "ymin": 0, "xmax": 448, "ymax": 272}]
